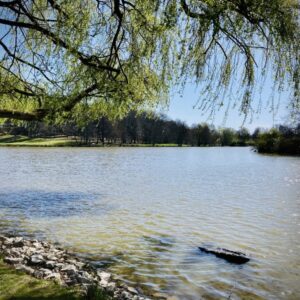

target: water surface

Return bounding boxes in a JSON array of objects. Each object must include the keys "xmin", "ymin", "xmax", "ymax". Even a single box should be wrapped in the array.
[{"xmin": 0, "ymin": 147, "xmax": 299, "ymax": 299}]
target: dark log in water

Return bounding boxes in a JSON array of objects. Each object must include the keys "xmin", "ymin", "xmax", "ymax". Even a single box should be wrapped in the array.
[{"xmin": 198, "ymin": 246, "xmax": 250, "ymax": 264}]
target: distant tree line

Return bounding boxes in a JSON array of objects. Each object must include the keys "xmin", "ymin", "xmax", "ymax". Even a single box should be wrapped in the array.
[
  {"xmin": 0, "ymin": 112, "xmax": 252, "ymax": 147},
  {"xmin": 1, "ymin": 112, "xmax": 299, "ymax": 154}
]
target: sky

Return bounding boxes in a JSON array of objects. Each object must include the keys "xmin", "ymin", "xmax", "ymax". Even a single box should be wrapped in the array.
[{"xmin": 160, "ymin": 81, "xmax": 290, "ymax": 133}]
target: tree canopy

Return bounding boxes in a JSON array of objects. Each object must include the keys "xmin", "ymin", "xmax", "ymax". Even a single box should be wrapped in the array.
[{"xmin": 0, "ymin": 0, "xmax": 299, "ymax": 122}]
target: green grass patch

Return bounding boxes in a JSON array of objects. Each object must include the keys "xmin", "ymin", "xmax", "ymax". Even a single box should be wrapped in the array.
[
  {"xmin": 0, "ymin": 135, "xmax": 78, "ymax": 147},
  {"xmin": 0, "ymin": 135, "xmax": 190, "ymax": 147},
  {"xmin": 0, "ymin": 259, "xmax": 81, "ymax": 300},
  {"xmin": 0, "ymin": 259, "xmax": 111, "ymax": 300}
]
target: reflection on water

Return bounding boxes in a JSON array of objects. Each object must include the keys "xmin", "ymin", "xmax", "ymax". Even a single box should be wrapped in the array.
[
  {"xmin": 0, "ymin": 147, "xmax": 299, "ymax": 299},
  {"xmin": 0, "ymin": 190, "xmax": 110, "ymax": 218}
]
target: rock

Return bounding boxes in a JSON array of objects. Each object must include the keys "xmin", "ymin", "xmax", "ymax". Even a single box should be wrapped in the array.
[
  {"xmin": 10, "ymin": 247, "xmax": 22, "ymax": 257},
  {"xmin": 76, "ymin": 274, "xmax": 93, "ymax": 284},
  {"xmin": 12, "ymin": 237, "xmax": 24, "ymax": 247},
  {"xmin": 66, "ymin": 259, "xmax": 76, "ymax": 264},
  {"xmin": 45, "ymin": 272, "xmax": 61, "ymax": 283},
  {"xmin": 100, "ymin": 279, "xmax": 109, "ymax": 287},
  {"xmin": 22, "ymin": 240, "xmax": 32, "ymax": 247},
  {"xmin": 45, "ymin": 254, "xmax": 58, "ymax": 261},
  {"xmin": 198, "ymin": 246, "xmax": 250, "ymax": 264},
  {"xmin": 106, "ymin": 282, "xmax": 116, "ymax": 292},
  {"xmin": 97, "ymin": 270, "xmax": 111, "ymax": 282},
  {"xmin": 4, "ymin": 257, "xmax": 23, "ymax": 264},
  {"xmin": 30, "ymin": 254, "xmax": 44, "ymax": 265},
  {"xmin": 0, "ymin": 236, "xmax": 147, "ymax": 299},
  {"xmin": 152, "ymin": 292, "xmax": 169, "ymax": 299},
  {"xmin": 53, "ymin": 249, "xmax": 64, "ymax": 256},
  {"xmin": 15, "ymin": 264, "xmax": 35, "ymax": 275},
  {"xmin": 23, "ymin": 246, "xmax": 37, "ymax": 255},
  {"xmin": 32, "ymin": 242, "xmax": 42, "ymax": 248},
  {"xmin": 39, "ymin": 268, "xmax": 53, "ymax": 276},
  {"xmin": 74, "ymin": 261, "xmax": 85, "ymax": 268},
  {"xmin": 45, "ymin": 261, "xmax": 57, "ymax": 269},
  {"xmin": 4, "ymin": 248, "xmax": 11, "ymax": 255},
  {"xmin": 41, "ymin": 241, "xmax": 50, "ymax": 248},
  {"xmin": 3, "ymin": 237, "xmax": 14, "ymax": 246},
  {"xmin": 34, "ymin": 270, "xmax": 45, "ymax": 279},
  {"xmin": 128, "ymin": 287, "xmax": 139, "ymax": 294},
  {"xmin": 54, "ymin": 262, "xmax": 65, "ymax": 269},
  {"xmin": 121, "ymin": 291, "xmax": 132, "ymax": 299},
  {"xmin": 61, "ymin": 264, "xmax": 77, "ymax": 275},
  {"xmin": 64, "ymin": 277, "xmax": 78, "ymax": 286}
]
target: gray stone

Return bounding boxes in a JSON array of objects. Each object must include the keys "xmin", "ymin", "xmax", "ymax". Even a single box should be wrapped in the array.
[
  {"xmin": 152, "ymin": 292, "xmax": 168, "ymax": 299},
  {"xmin": 74, "ymin": 261, "xmax": 85, "ymax": 268},
  {"xmin": 78, "ymin": 271, "xmax": 92, "ymax": 278},
  {"xmin": 41, "ymin": 241, "xmax": 50, "ymax": 247},
  {"xmin": 45, "ymin": 272, "xmax": 61, "ymax": 282},
  {"xmin": 23, "ymin": 247, "xmax": 37, "ymax": 255},
  {"xmin": 128, "ymin": 286, "xmax": 139, "ymax": 294},
  {"xmin": 3, "ymin": 237, "xmax": 14, "ymax": 246},
  {"xmin": 10, "ymin": 247, "xmax": 22, "ymax": 256},
  {"xmin": 54, "ymin": 262, "xmax": 65, "ymax": 269},
  {"xmin": 4, "ymin": 257, "xmax": 23, "ymax": 264},
  {"xmin": 45, "ymin": 261, "xmax": 57, "ymax": 269},
  {"xmin": 33, "ymin": 270, "xmax": 45, "ymax": 279},
  {"xmin": 53, "ymin": 249, "xmax": 64, "ymax": 255},
  {"xmin": 106, "ymin": 282, "xmax": 116, "ymax": 292},
  {"xmin": 64, "ymin": 277, "xmax": 78, "ymax": 286},
  {"xmin": 12, "ymin": 237, "xmax": 24, "ymax": 247},
  {"xmin": 4, "ymin": 249, "xmax": 11, "ymax": 255},
  {"xmin": 99, "ymin": 279, "xmax": 109, "ymax": 287},
  {"xmin": 46, "ymin": 254, "xmax": 58, "ymax": 261},
  {"xmin": 76, "ymin": 275, "xmax": 93, "ymax": 284},
  {"xmin": 39, "ymin": 268, "xmax": 53, "ymax": 276},
  {"xmin": 32, "ymin": 242, "xmax": 42, "ymax": 248},
  {"xmin": 97, "ymin": 270, "xmax": 111, "ymax": 282},
  {"xmin": 61, "ymin": 264, "xmax": 77, "ymax": 275},
  {"xmin": 121, "ymin": 291, "xmax": 131, "ymax": 299},
  {"xmin": 15, "ymin": 264, "xmax": 35, "ymax": 275},
  {"xmin": 67, "ymin": 259, "xmax": 78, "ymax": 265},
  {"xmin": 30, "ymin": 254, "xmax": 44, "ymax": 264}
]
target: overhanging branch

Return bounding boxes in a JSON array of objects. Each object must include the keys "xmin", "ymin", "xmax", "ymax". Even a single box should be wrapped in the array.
[{"xmin": 0, "ymin": 109, "xmax": 47, "ymax": 121}]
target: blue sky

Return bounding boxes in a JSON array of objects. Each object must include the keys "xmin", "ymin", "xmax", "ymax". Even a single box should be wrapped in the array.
[{"xmin": 160, "ymin": 80, "xmax": 290, "ymax": 133}]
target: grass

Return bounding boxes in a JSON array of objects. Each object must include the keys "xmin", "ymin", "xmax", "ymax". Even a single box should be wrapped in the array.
[
  {"xmin": 0, "ymin": 135, "xmax": 189, "ymax": 147},
  {"xmin": 0, "ymin": 259, "xmax": 111, "ymax": 300},
  {"xmin": 0, "ymin": 135, "xmax": 78, "ymax": 147},
  {"xmin": 0, "ymin": 259, "xmax": 81, "ymax": 300}
]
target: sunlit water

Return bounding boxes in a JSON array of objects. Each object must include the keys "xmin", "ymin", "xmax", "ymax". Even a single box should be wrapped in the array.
[{"xmin": 0, "ymin": 147, "xmax": 299, "ymax": 299}]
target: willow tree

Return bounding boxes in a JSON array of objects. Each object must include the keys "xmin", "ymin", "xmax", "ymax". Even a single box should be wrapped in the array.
[{"xmin": 0, "ymin": 0, "xmax": 299, "ymax": 122}]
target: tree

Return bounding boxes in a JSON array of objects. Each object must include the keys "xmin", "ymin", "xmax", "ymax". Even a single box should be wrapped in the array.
[
  {"xmin": 193, "ymin": 123, "xmax": 212, "ymax": 146},
  {"xmin": 0, "ymin": 0, "xmax": 299, "ymax": 122},
  {"xmin": 237, "ymin": 127, "xmax": 250, "ymax": 145},
  {"xmin": 220, "ymin": 128, "xmax": 236, "ymax": 146}
]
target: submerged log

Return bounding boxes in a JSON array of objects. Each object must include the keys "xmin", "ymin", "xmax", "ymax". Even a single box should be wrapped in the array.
[{"xmin": 198, "ymin": 246, "xmax": 250, "ymax": 264}]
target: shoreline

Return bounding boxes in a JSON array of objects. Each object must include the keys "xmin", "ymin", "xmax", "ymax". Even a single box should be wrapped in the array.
[
  {"xmin": 0, "ymin": 135, "xmax": 252, "ymax": 148},
  {"xmin": 0, "ymin": 234, "xmax": 161, "ymax": 300}
]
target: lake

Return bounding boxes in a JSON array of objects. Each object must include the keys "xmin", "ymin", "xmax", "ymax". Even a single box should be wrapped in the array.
[{"xmin": 0, "ymin": 147, "xmax": 299, "ymax": 299}]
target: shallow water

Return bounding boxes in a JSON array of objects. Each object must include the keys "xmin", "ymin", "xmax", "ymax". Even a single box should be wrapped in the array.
[{"xmin": 0, "ymin": 147, "xmax": 299, "ymax": 299}]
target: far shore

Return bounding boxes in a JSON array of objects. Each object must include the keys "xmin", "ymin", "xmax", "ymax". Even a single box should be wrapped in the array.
[{"xmin": 0, "ymin": 135, "xmax": 251, "ymax": 148}]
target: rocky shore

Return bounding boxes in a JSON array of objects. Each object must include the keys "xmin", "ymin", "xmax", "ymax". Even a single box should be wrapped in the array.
[{"xmin": 0, "ymin": 235, "xmax": 152, "ymax": 300}]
